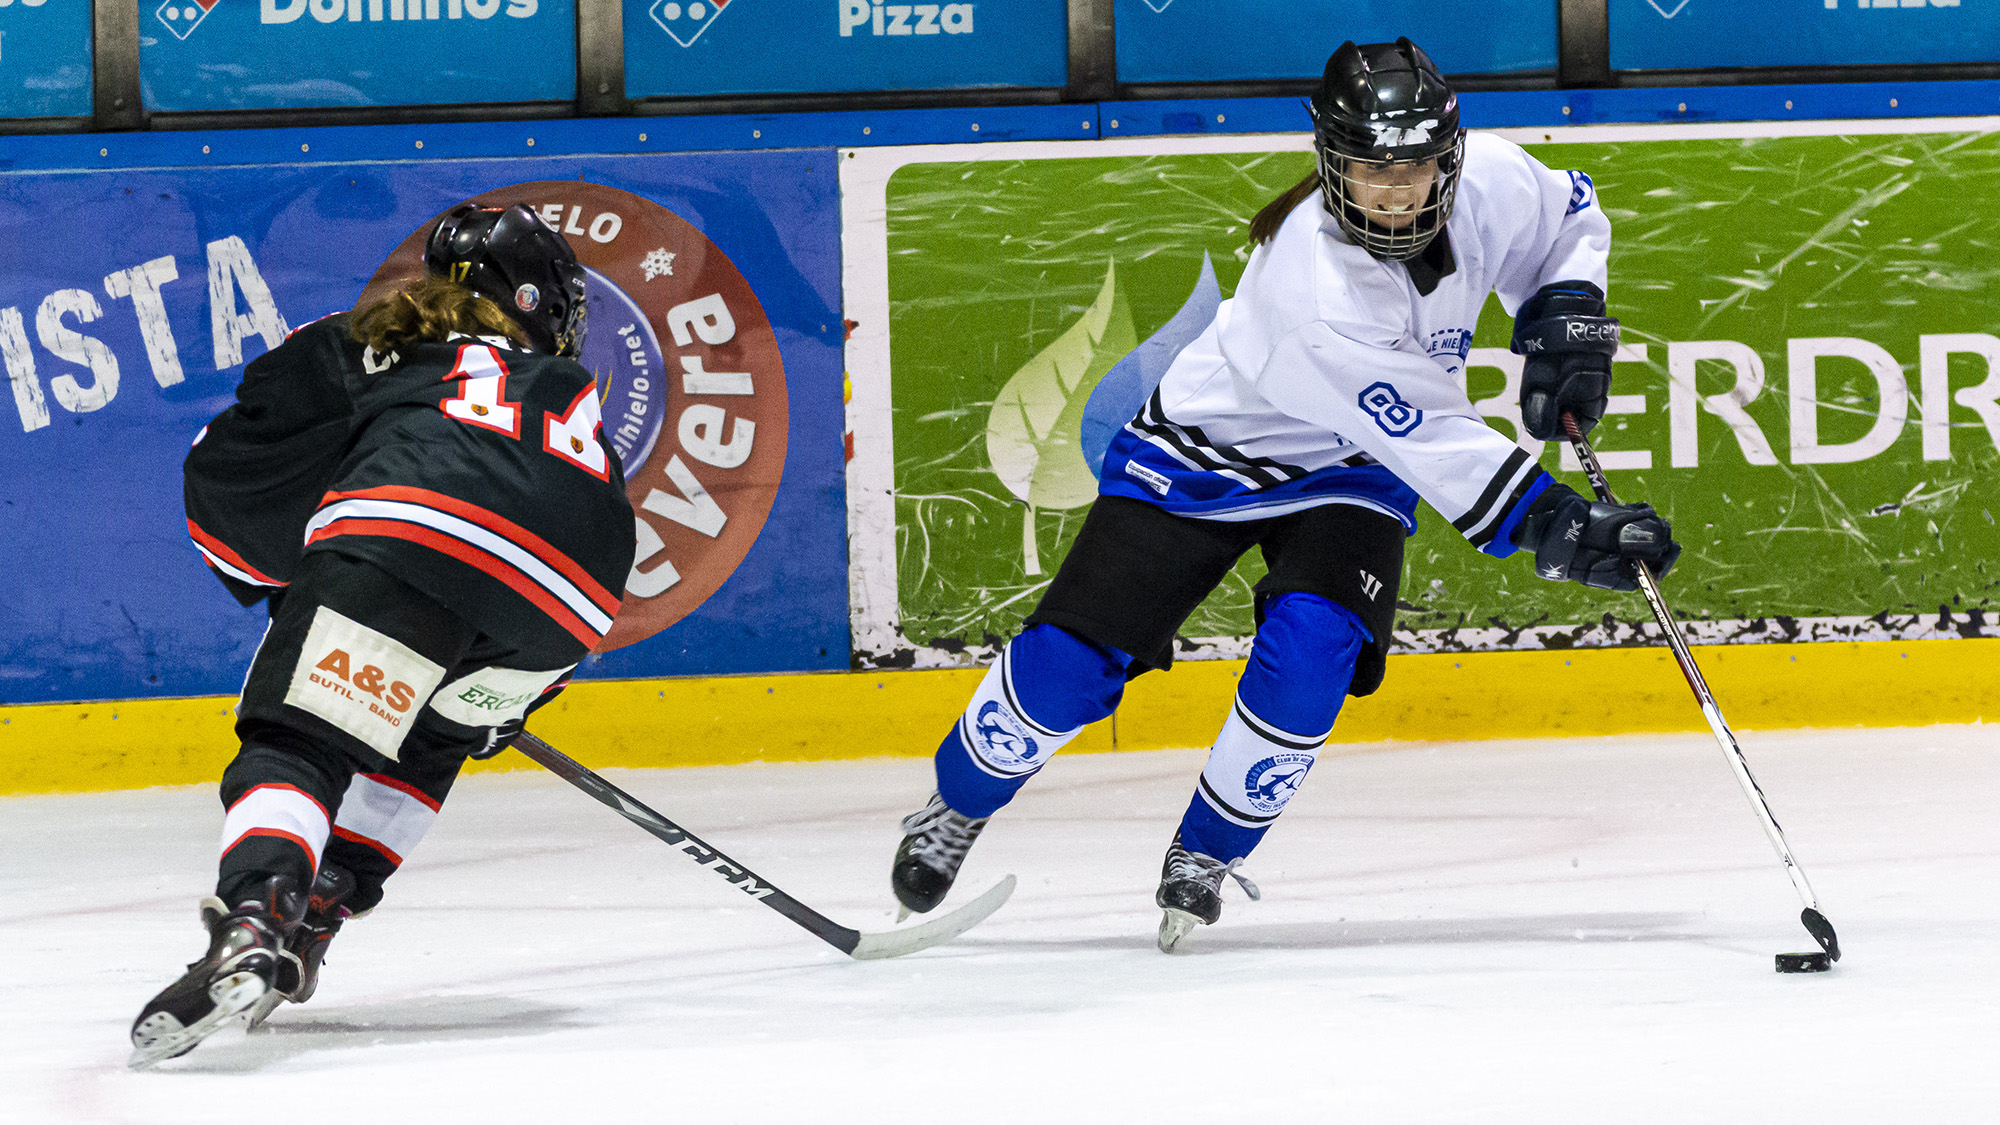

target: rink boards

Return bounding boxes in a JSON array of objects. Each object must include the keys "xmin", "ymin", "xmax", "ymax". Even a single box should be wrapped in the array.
[
  {"xmin": 7, "ymin": 637, "xmax": 1998, "ymax": 793},
  {"xmin": 6, "ymin": 107, "xmax": 2000, "ymax": 792}
]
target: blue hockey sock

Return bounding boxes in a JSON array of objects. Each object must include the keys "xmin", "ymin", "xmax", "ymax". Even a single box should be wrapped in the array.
[
  {"xmin": 1177, "ymin": 790, "xmax": 1269, "ymax": 864},
  {"xmin": 1178, "ymin": 593, "xmax": 1368, "ymax": 863},
  {"xmin": 935, "ymin": 625, "xmax": 1130, "ymax": 818}
]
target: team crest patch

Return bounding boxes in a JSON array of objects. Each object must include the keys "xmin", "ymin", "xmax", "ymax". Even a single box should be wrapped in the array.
[
  {"xmin": 970, "ymin": 699, "xmax": 1043, "ymax": 772},
  {"xmin": 1243, "ymin": 753, "xmax": 1315, "ymax": 815},
  {"xmin": 284, "ymin": 608, "xmax": 445, "ymax": 760},
  {"xmin": 428, "ymin": 665, "xmax": 571, "ymax": 729}
]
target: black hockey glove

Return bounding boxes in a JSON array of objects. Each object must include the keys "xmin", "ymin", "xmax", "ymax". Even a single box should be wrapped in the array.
[
  {"xmin": 1513, "ymin": 482, "xmax": 1681, "ymax": 592},
  {"xmin": 1511, "ymin": 280, "xmax": 1618, "ymax": 442},
  {"xmin": 466, "ymin": 717, "xmax": 525, "ymax": 760}
]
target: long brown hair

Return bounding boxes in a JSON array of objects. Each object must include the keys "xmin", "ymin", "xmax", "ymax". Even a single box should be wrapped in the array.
[
  {"xmin": 350, "ymin": 275, "xmax": 529, "ymax": 355},
  {"xmin": 1249, "ymin": 171, "xmax": 1322, "ymax": 247}
]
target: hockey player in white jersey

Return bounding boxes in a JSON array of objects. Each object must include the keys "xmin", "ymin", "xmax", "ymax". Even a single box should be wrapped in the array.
[{"xmin": 889, "ymin": 38, "xmax": 1681, "ymax": 952}]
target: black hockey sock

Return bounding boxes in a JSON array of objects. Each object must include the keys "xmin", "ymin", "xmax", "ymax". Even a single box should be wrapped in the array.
[{"xmin": 216, "ymin": 742, "xmax": 347, "ymax": 905}]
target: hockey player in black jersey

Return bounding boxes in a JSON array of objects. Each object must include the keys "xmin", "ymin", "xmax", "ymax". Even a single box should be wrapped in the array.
[
  {"xmin": 888, "ymin": 40, "xmax": 1682, "ymax": 952},
  {"xmin": 131, "ymin": 204, "xmax": 635, "ymax": 1067}
]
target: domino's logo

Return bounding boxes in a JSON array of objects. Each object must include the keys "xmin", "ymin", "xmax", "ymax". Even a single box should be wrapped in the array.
[
  {"xmin": 155, "ymin": 0, "xmax": 219, "ymax": 40},
  {"xmin": 650, "ymin": 0, "xmax": 729, "ymax": 46},
  {"xmin": 173, "ymin": 0, "xmax": 546, "ymax": 37},
  {"xmin": 1359, "ymin": 381, "xmax": 1423, "ymax": 437},
  {"xmin": 1567, "ymin": 171, "xmax": 1596, "ymax": 215}
]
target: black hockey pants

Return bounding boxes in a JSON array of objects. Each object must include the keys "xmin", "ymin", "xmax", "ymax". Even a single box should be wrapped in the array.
[{"xmin": 217, "ymin": 550, "xmax": 581, "ymax": 910}]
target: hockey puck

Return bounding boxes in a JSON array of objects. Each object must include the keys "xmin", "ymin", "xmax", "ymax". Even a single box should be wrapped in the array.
[{"xmin": 1775, "ymin": 951, "xmax": 1832, "ymax": 973}]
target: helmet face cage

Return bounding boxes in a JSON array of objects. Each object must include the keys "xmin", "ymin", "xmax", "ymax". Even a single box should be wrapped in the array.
[
  {"xmin": 1313, "ymin": 128, "xmax": 1465, "ymax": 262},
  {"xmin": 1308, "ymin": 38, "xmax": 1466, "ymax": 262},
  {"xmin": 423, "ymin": 204, "xmax": 588, "ymax": 358},
  {"xmin": 548, "ymin": 258, "xmax": 587, "ymax": 359}
]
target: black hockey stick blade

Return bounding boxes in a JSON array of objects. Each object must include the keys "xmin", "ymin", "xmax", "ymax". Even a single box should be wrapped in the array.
[
  {"xmin": 509, "ymin": 731, "xmax": 1015, "ymax": 959},
  {"xmin": 1801, "ymin": 907, "xmax": 1842, "ymax": 962}
]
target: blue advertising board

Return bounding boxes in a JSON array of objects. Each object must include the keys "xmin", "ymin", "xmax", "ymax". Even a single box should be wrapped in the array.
[
  {"xmin": 625, "ymin": 0, "xmax": 1067, "ymax": 97},
  {"xmin": 1612, "ymin": 0, "xmax": 2000, "ymax": 70},
  {"xmin": 139, "ymin": 0, "xmax": 575, "ymax": 111},
  {"xmin": 1112, "ymin": 0, "xmax": 1556, "ymax": 83},
  {"xmin": 0, "ymin": 0, "xmax": 92, "ymax": 118},
  {"xmin": 0, "ymin": 148, "xmax": 848, "ymax": 705}
]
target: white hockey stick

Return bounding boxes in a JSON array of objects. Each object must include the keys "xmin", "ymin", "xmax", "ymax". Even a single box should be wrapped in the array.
[
  {"xmin": 1563, "ymin": 415, "xmax": 1840, "ymax": 962},
  {"xmin": 511, "ymin": 731, "xmax": 1015, "ymax": 959}
]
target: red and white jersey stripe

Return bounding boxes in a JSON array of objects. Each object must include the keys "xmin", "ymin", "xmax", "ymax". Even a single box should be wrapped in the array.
[
  {"xmin": 330, "ymin": 773, "xmax": 441, "ymax": 867},
  {"xmin": 302, "ymin": 485, "xmax": 622, "ymax": 647},
  {"xmin": 220, "ymin": 783, "xmax": 331, "ymax": 872},
  {"xmin": 187, "ymin": 518, "xmax": 286, "ymax": 588}
]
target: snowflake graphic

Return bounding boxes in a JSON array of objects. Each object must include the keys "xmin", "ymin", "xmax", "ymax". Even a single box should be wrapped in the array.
[{"xmin": 640, "ymin": 248, "xmax": 676, "ymax": 281}]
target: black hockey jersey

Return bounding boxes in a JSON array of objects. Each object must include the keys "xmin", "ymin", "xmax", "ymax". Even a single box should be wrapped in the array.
[{"xmin": 185, "ymin": 314, "xmax": 635, "ymax": 655}]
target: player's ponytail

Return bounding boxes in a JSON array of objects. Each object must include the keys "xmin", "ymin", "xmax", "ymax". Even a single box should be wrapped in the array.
[
  {"xmin": 1248, "ymin": 171, "xmax": 1322, "ymax": 247},
  {"xmin": 350, "ymin": 276, "xmax": 531, "ymax": 357}
]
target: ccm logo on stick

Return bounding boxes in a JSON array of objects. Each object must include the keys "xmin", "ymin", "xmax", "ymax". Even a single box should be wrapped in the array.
[{"xmin": 840, "ymin": 2, "xmax": 973, "ymax": 36}]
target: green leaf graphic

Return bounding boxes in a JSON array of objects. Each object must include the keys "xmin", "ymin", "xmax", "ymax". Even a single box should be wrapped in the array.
[{"xmin": 984, "ymin": 259, "xmax": 1136, "ymax": 574}]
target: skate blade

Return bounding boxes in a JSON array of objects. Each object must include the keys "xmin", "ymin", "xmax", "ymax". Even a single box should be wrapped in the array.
[
  {"xmin": 897, "ymin": 903, "xmax": 912, "ymax": 924},
  {"xmin": 129, "ymin": 972, "xmax": 270, "ymax": 1070},
  {"xmin": 1157, "ymin": 908, "xmax": 1201, "ymax": 955},
  {"xmin": 244, "ymin": 989, "xmax": 284, "ymax": 1031}
]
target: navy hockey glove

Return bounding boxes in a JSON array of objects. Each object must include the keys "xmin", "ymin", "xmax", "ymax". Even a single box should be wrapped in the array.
[
  {"xmin": 1514, "ymin": 483, "xmax": 1680, "ymax": 592},
  {"xmin": 1512, "ymin": 280, "xmax": 1618, "ymax": 442}
]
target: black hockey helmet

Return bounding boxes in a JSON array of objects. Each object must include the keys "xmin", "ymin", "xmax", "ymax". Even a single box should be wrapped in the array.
[
  {"xmin": 423, "ymin": 203, "xmax": 588, "ymax": 357},
  {"xmin": 1309, "ymin": 38, "xmax": 1466, "ymax": 262}
]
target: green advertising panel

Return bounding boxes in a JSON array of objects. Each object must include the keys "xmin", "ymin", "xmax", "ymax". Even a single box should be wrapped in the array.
[{"xmin": 863, "ymin": 125, "xmax": 2000, "ymax": 666}]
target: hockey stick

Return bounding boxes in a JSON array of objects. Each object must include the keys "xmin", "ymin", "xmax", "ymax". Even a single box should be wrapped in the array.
[
  {"xmin": 509, "ymin": 731, "xmax": 1016, "ymax": 960},
  {"xmin": 1560, "ymin": 415, "xmax": 1839, "ymax": 962}
]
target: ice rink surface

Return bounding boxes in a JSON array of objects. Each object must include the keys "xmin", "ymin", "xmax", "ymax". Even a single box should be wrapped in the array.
[{"xmin": 5, "ymin": 725, "xmax": 1997, "ymax": 1123}]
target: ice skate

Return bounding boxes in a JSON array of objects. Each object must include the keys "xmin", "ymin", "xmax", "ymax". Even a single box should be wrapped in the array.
[
  {"xmin": 247, "ymin": 864, "xmax": 359, "ymax": 1028},
  {"xmin": 891, "ymin": 792, "xmax": 989, "ymax": 919},
  {"xmin": 130, "ymin": 875, "xmax": 304, "ymax": 1068},
  {"xmin": 1154, "ymin": 833, "xmax": 1260, "ymax": 954}
]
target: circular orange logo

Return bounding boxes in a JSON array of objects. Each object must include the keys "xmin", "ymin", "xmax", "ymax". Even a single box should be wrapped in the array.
[{"xmin": 361, "ymin": 181, "xmax": 789, "ymax": 652}]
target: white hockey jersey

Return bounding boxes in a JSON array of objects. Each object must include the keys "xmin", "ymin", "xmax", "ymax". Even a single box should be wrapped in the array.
[{"xmin": 1098, "ymin": 131, "xmax": 1611, "ymax": 558}]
